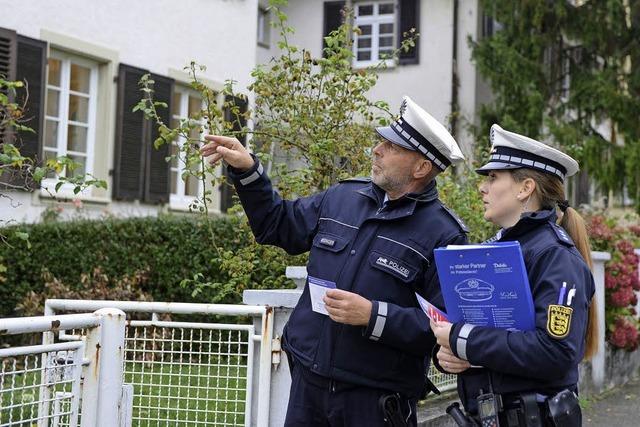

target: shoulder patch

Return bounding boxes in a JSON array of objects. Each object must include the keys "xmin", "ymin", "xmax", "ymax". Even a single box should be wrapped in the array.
[
  {"xmin": 547, "ymin": 304, "xmax": 573, "ymax": 339},
  {"xmin": 551, "ymin": 223, "xmax": 574, "ymax": 246},
  {"xmin": 441, "ymin": 205, "xmax": 469, "ymax": 233},
  {"xmin": 339, "ymin": 176, "xmax": 372, "ymax": 184}
]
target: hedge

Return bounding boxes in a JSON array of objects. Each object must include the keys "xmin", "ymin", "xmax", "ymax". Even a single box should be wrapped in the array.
[{"xmin": 0, "ymin": 215, "xmax": 299, "ymax": 318}]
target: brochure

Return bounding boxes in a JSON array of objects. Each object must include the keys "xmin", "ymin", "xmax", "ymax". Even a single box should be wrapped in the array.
[
  {"xmin": 308, "ymin": 275, "xmax": 337, "ymax": 315},
  {"xmin": 433, "ymin": 241, "xmax": 535, "ymax": 331},
  {"xmin": 415, "ymin": 292, "xmax": 449, "ymax": 322}
]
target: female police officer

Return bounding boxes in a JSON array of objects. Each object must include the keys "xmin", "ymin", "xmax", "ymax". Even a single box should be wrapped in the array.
[{"xmin": 431, "ymin": 124, "xmax": 597, "ymax": 427}]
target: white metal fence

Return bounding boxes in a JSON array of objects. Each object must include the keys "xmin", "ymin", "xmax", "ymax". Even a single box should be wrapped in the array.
[
  {"xmin": 427, "ymin": 367, "xmax": 457, "ymax": 393},
  {"xmin": 0, "ymin": 309, "xmax": 126, "ymax": 427},
  {"xmin": 1, "ymin": 298, "xmax": 455, "ymax": 427},
  {"xmin": 44, "ymin": 299, "xmax": 274, "ymax": 427},
  {"xmin": 1, "ymin": 341, "xmax": 84, "ymax": 427}
]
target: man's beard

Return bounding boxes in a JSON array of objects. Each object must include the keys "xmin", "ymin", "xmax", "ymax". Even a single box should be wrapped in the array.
[{"xmin": 371, "ymin": 166, "xmax": 412, "ymax": 195}]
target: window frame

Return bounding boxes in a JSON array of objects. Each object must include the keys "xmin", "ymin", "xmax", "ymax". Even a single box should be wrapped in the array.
[
  {"xmin": 169, "ymin": 85, "xmax": 206, "ymax": 211},
  {"xmin": 42, "ymin": 50, "xmax": 98, "ymax": 197},
  {"xmin": 353, "ymin": 1, "xmax": 397, "ymax": 68},
  {"xmin": 257, "ymin": 6, "xmax": 271, "ymax": 48}
]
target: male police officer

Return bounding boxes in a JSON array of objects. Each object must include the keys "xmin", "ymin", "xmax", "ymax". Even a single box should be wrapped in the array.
[{"xmin": 201, "ymin": 96, "xmax": 468, "ymax": 426}]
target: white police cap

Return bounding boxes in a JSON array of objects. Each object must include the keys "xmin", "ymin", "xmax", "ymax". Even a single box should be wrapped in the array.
[
  {"xmin": 476, "ymin": 124, "xmax": 579, "ymax": 182},
  {"xmin": 375, "ymin": 96, "xmax": 465, "ymax": 171}
]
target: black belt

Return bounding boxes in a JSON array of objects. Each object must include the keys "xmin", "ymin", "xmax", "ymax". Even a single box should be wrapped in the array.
[
  {"xmin": 500, "ymin": 405, "xmax": 549, "ymax": 427},
  {"xmin": 499, "ymin": 394, "xmax": 549, "ymax": 427},
  {"xmin": 296, "ymin": 364, "xmax": 358, "ymax": 392}
]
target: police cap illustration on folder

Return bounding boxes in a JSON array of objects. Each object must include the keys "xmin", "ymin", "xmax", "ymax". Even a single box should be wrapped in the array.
[{"xmin": 454, "ymin": 278, "xmax": 495, "ymax": 302}]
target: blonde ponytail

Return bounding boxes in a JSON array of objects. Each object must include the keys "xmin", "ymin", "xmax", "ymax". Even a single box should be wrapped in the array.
[
  {"xmin": 511, "ymin": 169, "xmax": 598, "ymax": 360},
  {"xmin": 559, "ymin": 207, "xmax": 598, "ymax": 360}
]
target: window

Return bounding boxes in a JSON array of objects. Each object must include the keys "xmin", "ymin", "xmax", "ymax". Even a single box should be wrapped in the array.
[
  {"xmin": 170, "ymin": 86, "xmax": 204, "ymax": 208},
  {"xmin": 482, "ymin": 13, "xmax": 503, "ymax": 38},
  {"xmin": 544, "ymin": 42, "xmax": 581, "ymax": 102},
  {"xmin": 257, "ymin": 6, "xmax": 270, "ymax": 47},
  {"xmin": 43, "ymin": 52, "xmax": 97, "ymax": 191},
  {"xmin": 353, "ymin": 1, "xmax": 396, "ymax": 67}
]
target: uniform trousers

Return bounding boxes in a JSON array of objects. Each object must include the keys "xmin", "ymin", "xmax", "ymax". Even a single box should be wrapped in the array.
[{"xmin": 284, "ymin": 362, "xmax": 417, "ymax": 427}]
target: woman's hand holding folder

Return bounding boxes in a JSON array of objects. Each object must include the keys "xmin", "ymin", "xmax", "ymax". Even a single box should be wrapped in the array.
[{"xmin": 431, "ymin": 319, "xmax": 471, "ymax": 373}]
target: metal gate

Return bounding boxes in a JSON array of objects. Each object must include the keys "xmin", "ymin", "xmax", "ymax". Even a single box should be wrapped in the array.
[
  {"xmin": 1, "ymin": 300, "xmax": 274, "ymax": 427},
  {"xmin": 44, "ymin": 300, "xmax": 274, "ymax": 427},
  {"xmin": 0, "ymin": 309, "xmax": 126, "ymax": 427}
]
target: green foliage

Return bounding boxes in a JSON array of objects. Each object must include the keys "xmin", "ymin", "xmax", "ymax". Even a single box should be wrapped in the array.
[
  {"xmin": 437, "ymin": 169, "xmax": 497, "ymax": 243},
  {"xmin": 586, "ymin": 213, "xmax": 640, "ymax": 350},
  {"xmin": 473, "ymin": 1, "xmax": 640, "ymax": 209},
  {"xmin": 248, "ymin": 3, "xmax": 409, "ymax": 196},
  {"xmin": 138, "ymin": 0, "xmax": 419, "ymax": 297},
  {"xmin": 0, "ymin": 215, "xmax": 302, "ymax": 318}
]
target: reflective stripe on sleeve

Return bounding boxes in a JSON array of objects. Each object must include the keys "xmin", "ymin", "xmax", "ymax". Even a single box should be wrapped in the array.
[
  {"xmin": 456, "ymin": 324, "xmax": 475, "ymax": 360},
  {"xmin": 370, "ymin": 301, "xmax": 388, "ymax": 341},
  {"xmin": 239, "ymin": 163, "xmax": 264, "ymax": 186}
]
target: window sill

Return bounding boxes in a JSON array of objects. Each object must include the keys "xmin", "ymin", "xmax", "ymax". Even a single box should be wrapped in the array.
[
  {"xmin": 168, "ymin": 194, "xmax": 221, "ymax": 214},
  {"xmin": 39, "ymin": 180, "xmax": 109, "ymax": 204},
  {"xmin": 168, "ymin": 204, "xmax": 222, "ymax": 216},
  {"xmin": 352, "ymin": 59, "xmax": 397, "ymax": 71}
]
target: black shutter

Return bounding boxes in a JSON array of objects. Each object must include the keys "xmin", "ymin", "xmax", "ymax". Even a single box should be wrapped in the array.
[
  {"xmin": 15, "ymin": 35, "xmax": 46, "ymax": 165},
  {"xmin": 0, "ymin": 30, "xmax": 45, "ymax": 190},
  {"xmin": 143, "ymin": 73, "xmax": 173, "ymax": 204},
  {"xmin": 322, "ymin": 1, "xmax": 345, "ymax": 57},
  {"xmin": 0, "ymin": 27, "xmax": 17, "ymax": 147},
  {"xmin": 0, "ymin": 27, "xmax": 16, "ymax": 82},
  {"xmin": 223, "ymin": 95, "xmax": 248, "ymax": 144},
  {"xmin": 0, "ymin": 28, "xmax": 18, "ymax": 185},
  {"xmin": 398, "ymin": 0, "xmax": 420, "ymax": 65},
  {"xmin": 113, "ymin": 64, "xmax": 147, "ymax": 200},
  {"xmin": 220, "ymin": 95, "xmax": 248, "ymax": 213}
]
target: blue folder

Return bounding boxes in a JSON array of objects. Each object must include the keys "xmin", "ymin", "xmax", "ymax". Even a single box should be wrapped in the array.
[{"xmin": 434, "ymin": 241, "xmax": 535, "ymax": 331}]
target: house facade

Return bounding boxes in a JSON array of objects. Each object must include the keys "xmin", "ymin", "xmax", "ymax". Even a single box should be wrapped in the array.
[
  {"xmin": 1, "ymin": 0, "xmax": 490, "ymax": 224},
  {"xmin": 274, "ymin": 0, "xmax": 492, "ymax": 153},
  {"xmin": 0, "ymin": 0, "xmax": 260, "ymax": 223}
]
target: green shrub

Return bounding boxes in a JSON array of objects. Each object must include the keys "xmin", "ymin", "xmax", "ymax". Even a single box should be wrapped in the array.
[
  {"xmin": 438, "ymin": 168, "xmax": 497, "ymax": 244},
  {"xmin": 0, "ymin": 215, "xmax": 302, "ymax": 318}
]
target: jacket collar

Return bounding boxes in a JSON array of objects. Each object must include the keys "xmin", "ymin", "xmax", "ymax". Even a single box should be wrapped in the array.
[
  {"xmin": 357, "ymin": 179, "xmax": 439, "ymax": 219},
  {"xmin": 498, "ymin": 209, "xmax": 557, "ymax": 241}
]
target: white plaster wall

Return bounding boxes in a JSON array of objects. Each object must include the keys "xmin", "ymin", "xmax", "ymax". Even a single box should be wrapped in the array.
[
  {"xmin": 0, "ymin": 0, "xmax": 258, "ymax": 90},
  {"xmin": 279, "ymin": 0, "xmax": 455, "ymax": 125},
  {"xmin": 455, "ymin": 0, "xmax": 480, "ymax": 159},
  {"xmin": 455, "ymin": 0, "xmax": 496, "ymax": 160}
]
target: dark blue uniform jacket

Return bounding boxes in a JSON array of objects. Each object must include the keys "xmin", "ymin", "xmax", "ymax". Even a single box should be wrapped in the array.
[
  {"xmin": 448, "ymin": 209, "xmax": 595, "ymax": 414},
  {"xmin": 228, "ymin": 159, "xmax": 468, "ymax": 397}
]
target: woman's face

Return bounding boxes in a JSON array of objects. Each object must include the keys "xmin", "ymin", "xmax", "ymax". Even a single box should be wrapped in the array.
[{"xmin": 478, "ymin": 170, "xmax": 525, "ymax": 228}]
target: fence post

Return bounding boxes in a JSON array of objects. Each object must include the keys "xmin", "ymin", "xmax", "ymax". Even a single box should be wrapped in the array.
[
  {"xmin": 80, "ymin": 308, "xmax": 126, "ymax": 427},
  {"xmin": 38, "ymin": 305, "xmax": 56, "ymax": 427},
  {"xmin": 243, "ymin": 267, "xmax": 305, "ymax": 427},
  {"xmin": 635, "ymin": 249, "xmax": 640, "ymax": 319},
  {"xmin": 590, "ymin": 251, "xmax": 611, "ymax": 393}
]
